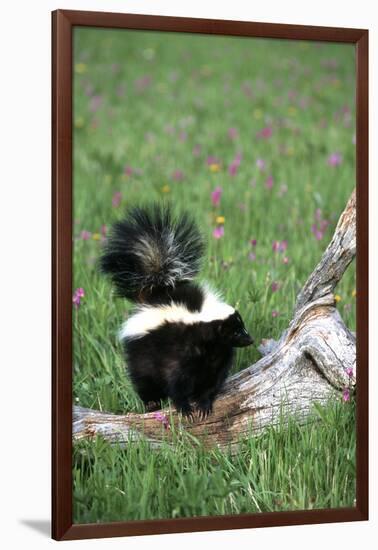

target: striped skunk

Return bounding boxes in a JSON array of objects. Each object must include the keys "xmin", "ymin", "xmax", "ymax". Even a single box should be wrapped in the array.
[{"xmin": 100, "ymin": 205, "xmax": 253, "ymax": 419}]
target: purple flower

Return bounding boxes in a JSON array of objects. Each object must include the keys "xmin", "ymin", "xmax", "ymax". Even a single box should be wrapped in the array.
[
  {"xmin": 265, "ymin": 175, "xmax": 274, "ymax": 190},
  {"xmin": 250, "ymin": 239, "xmax": 257, "ymax": 247},
  {"xmin": 207, "ymin": 155, "xmax": 220, "ymax": 166},
  {"xmin": 342, "ymin": 388, "xmax": 350, "ymax": 402},
  {"xmin": 327, "ymin": 152, "xmax": 343, "ymax": 166},
  {"xmin": 112, "ymin": 192, "xmax": 122, "ymax": 208},
  {"xmin": 271, "ymin": 281, "xmax": 280, "ymax": 292},
  {"xmin": 228, "ymin": 127, "xmax": 238, "ymax": 140},
  {"xmin": 171, "ymin": 170, "xmax": 184, "ymax": 181},
  {"xmin": 153, "ymin": 411, "xmax": 170, "ymax": 430},
  {"xmin": 256, "ymin": 158, "xmax": 266, "ymax": 172},
  {"xmin": 211, "ymin": 186, "xmax": 223, "ymax": 206},
  {"xmin": 256, "ymin": 126, "xmax": 273, "ymax": 139},
  {"xmin": 272, "ymin": 240, "xmax": 288, "ymax": 253},
  {"xmin": 89, "ymin": 95, "xmax": 103, "ymax": 112},
  {"xmin": 248, "ymin": 252, "xmax": 256, "ymax": 261},
  {"xmin": 193, "ymin": 144, "xmax": 201, "ymax": 156},
  {"xmin": 346, "ymin": 367, "xmax": 354, "ymax": 378},
  {"xmin": 124, "ymin": 165, "xmax": 133, "ymax": 176},
  {"xmin": 271, "ymin": 310, "xmax": 279, "ymax": 318},
  {"xmin": 228, "ymin": 152, "xmax": 242, "ymax": 177},
  {"xmin": 73, "ymin": 288, "xmax": 85, "ymax": 308},
  {"xmin": 80, "ymin": 230, "xmax": 91, "ymax": 240},
  {"xmin": 213, "ymin": 226, "xmax": 224, "ymax": 239}
]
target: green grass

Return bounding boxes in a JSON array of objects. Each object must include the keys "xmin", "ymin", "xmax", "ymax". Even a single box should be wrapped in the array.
[{"xmin": 72, "ymin": 28, "xmax": 356, "ymax": 523}]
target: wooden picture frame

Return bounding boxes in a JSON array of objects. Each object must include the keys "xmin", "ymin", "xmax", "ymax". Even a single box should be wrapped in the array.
[{"xmin": 52, "ymin": 9, "xmax": 368, "ymax": 541}]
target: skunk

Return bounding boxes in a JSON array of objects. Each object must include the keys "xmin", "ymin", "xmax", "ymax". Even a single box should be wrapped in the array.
[{"xmin": 100, "ymin": 204, "xmax": 253, "ymax": 419}]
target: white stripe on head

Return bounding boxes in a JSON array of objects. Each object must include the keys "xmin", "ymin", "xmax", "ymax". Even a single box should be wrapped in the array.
[{"xmin": 119, "ymin": 284, "xmax": 234, "ymax": 340}]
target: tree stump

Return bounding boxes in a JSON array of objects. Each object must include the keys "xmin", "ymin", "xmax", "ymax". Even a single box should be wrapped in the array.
[{"xmin": 73, "ymin": 190, "xmax": 356, "ymax": 451}]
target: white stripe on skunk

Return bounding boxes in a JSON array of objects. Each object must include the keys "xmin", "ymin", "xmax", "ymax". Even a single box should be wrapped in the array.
[{"xmin": 119, "ymin": 285, "xmax": 235, "ymax": 341}]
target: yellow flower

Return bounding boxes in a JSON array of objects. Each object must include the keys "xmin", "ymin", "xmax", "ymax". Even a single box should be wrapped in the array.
[
  {"xmin": 161, "ymin": 184, "xmax": 170, "ymax": 193},
  {"xmin": 216, "ymin": 216, "xmax": 225, "ymax": 224},
  {"xmin": 74, "ymin": 117, "xmax": 85, "ymax": 129},
  {"xmin": 75, "ymin": 63, "xmax": 87, "ymax": 74},
  {"xmin": 352, "ymin": 289, "xmax": 357, "ymax": 298},
  {"xmin": 334, "ymin": 294, "xmax": 342, "ymax": 303},
  {"xmin": 253, "ymin": 108, "xmax": 263, "ymax": 120},
  {"xmin": 209, "ymin": 163, "xmax": 220, "ymax": 173},
  {"xmin": 288, "ymin": 106, "xmax": 297, "ymax": 116},
  {"xmin": 92, "ymin": 233, "xmax": 101, "ymax": 241}
]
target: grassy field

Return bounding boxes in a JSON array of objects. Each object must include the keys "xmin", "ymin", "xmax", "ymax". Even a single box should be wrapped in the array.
[{"xmin": 72, "ymin": 28, "xmax": 356, "ymax": 523}]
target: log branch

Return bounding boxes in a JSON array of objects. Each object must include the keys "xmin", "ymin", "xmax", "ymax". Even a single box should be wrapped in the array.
[{"xmin": 74, "ymin": 190, "xmax": 356, "ymax": 450}]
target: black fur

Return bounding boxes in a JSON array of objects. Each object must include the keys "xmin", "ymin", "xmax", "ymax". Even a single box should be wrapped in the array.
[
  {"xmin": 100, "ymin": 204, "xmax": 204, "ymax": 302},
  {"xmin": 124, "ymin": 311, "xmax": 252, "ymax": 418},
  {"xmin": 100, "ymin": 204, "xmax": 253, "ymax": 419}
]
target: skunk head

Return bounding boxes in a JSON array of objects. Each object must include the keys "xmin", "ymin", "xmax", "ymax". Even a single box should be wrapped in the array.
[{"xmin": 218, "ymin": 310, "xmax": 253, "ymax": 348}]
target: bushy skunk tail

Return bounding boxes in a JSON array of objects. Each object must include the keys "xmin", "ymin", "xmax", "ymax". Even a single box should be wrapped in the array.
[{"xmin": 100, "ymin": 204, "xmax": 205, "ymax": 302}]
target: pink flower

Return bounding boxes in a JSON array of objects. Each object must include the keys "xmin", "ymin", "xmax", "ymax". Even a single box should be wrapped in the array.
[
  {"xmin": 153, "ymin": 411, "xmax": 170, "ymax": 430},
  {"xmin": 346, "ymin": 367, "xmax": 354, "ymax": 378},
  {"xmin": 282, "ymin": 256, "xmax": 289, "ymax": 264},
  {"xmin": 193, "ymin": 144, "xmax": 201, "ymax": 156},
  {"xmin": 256, "ymin": 158, "xmax": 266, "ymax": 171},
  {"xmin": 228, "ymin": 127, "xmax": 238, "ymax": 140},
  {"xmin": 80, "ymin": 230, "xmax": 91, "ymax": 240},
  {"xmin": 171, "ymin": 170, "xmax": 184, "ymax": 181},
  {"xmin": 327, "ymin": 152, "xmax": 343, "ymax": 166},
  {"xmin": 89, "ymin": 95, "xmax": 103, "ymax": 112},
  {"xmin": 271, "ymin": 281, "xmax": 280, "ymax": 292},
  {"xmin": 342, "ymin": 388, "xmax": 350, "ymax": 402},
  {"xmin": 101, "ymin": 224, "xmax": 107, "ymax": 240},
  {"xmin": 213, "ymin": 226, "xmax": 224, "ymax": 239},
  {"xmin": 271, "ymin": 310, "xmax": 279, "ymax": 318},
  {"xmin": 228, "ymin": 152, "xmax": 242, "ymax": 176},
  {"xmin": 250, "ymin": 239, "xmax": 257, "ymax": 247},
  {"xmin": 207, "ymin": 155, "xmax": 220, "ymax": 165},
  {"xmin": 257, "ymin": 126, "xmax": 273, "ymax": 139},
  {"xmin": 112, "ymin": 192, "xmax": 122, "ymax": 207},
  {"xmin": 265, "ymin": 175, "xmax": 274, "ymax": 190},
  {"xmin": 211, "ymin": 186, "xmax": 223, "ymax": 206},
  {"xmin": 179, "ymin": 131, "xmax": 187, "ymax": 142},
  {"xmin": 73, "ymin": 288, "xmax": 85, "ymax": 308},
  {"xmin": 124, "ymin": 165, "xmax": 133, "ymax": 176},
  {"xmin": 248, "ymin": 252, "xmax": 256, "ymax": 261},
  {"xmin": 272, "ymin": 240, "xmax": 288, "ymax": 253}
]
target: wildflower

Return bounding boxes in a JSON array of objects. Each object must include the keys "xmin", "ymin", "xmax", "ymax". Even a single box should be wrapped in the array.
[
  {"xmin": 334, "ymin": 294, "xmax": 342, "ymax": 303},
  {"xmin": 327, "ymin": 152, "xmax": 343, "ymax": 166},
  {"xmin": 278, "ymin": 183, "xmax": 288, "ymax": 196},
  {"xmin": 272, "ymin": 240, "xmax": 288, "ymax": 253},
  {"xmin": 161, "ymin": 184, "xmax": 170, "ymax": 193},
  {"xmin": 346, "ymin": 367, "xmax": 354, "ymax": 378},
  {"xmin": 253, "ymin": 108, "xmax": 263, "ymax": 119},
  {"xmin": 213, "ymin": 226, "xmax": 224, "ymax": 239},
  {"xmin": 271, "ymin": 281, "xmax": 280, "ymax": 292},
  {"xmin": 256, "ymin": 158, "xmax": 266, "ymax": 172},
  {"xmin": 193, "ymin": 144, "xmax": 201, "ymax": 156},
  {"xmin": 211, "ymin": 186, "xmax": 223, "ymax": 206},
  {"xmin": 80, "ymin": 230, "xmax": 91, "ymax": 240},
  {"xmin": 216, "ymin": 216, "xmax": 225, "ymax": 224},
  {"xmin": 101, "ymin": 225, "xmax": 107, "ymax": 240},
  {"xmin": 282, "ymin": 256, "xmax": 289, "ymax": 264},
  {"xmin": 250, "ymin": 239, "xmax": 257, "ymax": 247},
  {"xmin": 171, "ymin": 170, "xmax": 184, "ymax": 181},
  {"xmin": 92, "ymin": 233, "xmax": 101, "ymax": 241},
  {"xmin": 75, "ymin": 63, "xmax": 87, "ymax": 74},
  {"xmin": 112, "ymin": 192, "xmax": 122, "ymax": 207},
  {"xmin": 89, "ymin": 95, "xmax": 103, "ymax": 112},
  {"xmin": 179, "ymin": 131, "xmax": 187, "ymax": 142},
  {"xmin": 256, "ymin": 126, "xmax": 273, "ymax": 139},
  {"xmin": 209, "ymin": 163, "xmax": 221, "ymax": 173},
  {"xmin": 228, "ymin": 152, "xmax": 242, "ymax": 177},
  {"xmin": 153, "ymin": 411, "xmax": 170, "ymax": 430},
  {"xmin": 228, "ymin": 127, "xmax": 238, "ymax": 140},
  {"xmin": 124, "ymin": 165, "xmax": 133, "ymax": 176},
  {"xmin": 265, "ymin": 175, "xmax": 274, "ymax": 190},
  {"xmin": 248, "ymin": 252, "xmax": 256, "ymax": 261},
  {"xmin": 207, "ymin": 156, "xmax": 220, "ymax": 165},
  {"xmin": 342, "ymin": 388, "xmax": 350, "ymax": 402},
  {"xmin": 271, "ymin": 310, "xmax": 279, "ymax": 318},
  {"xmin": 73, "ymin": 288, "xmax": 85, "ymax": 308},
  {"xmin": 352, "ymin": 289, "xmax": 357, "ymax": 298}
]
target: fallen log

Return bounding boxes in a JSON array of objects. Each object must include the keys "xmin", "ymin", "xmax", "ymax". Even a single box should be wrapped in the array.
[{"xmin": 74, "ymin": 190, "xmax": 356, "ymax": 450}]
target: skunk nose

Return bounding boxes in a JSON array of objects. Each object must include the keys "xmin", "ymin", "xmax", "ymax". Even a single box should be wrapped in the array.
[{"xmin": 232, "ymin": 329, "xmax": 254, "ymax": 347}]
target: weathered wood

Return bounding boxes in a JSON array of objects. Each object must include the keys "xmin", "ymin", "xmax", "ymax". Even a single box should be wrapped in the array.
[{"xmin": 74, "ymin": 190, "xmax": 356, "ymax": 450}]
